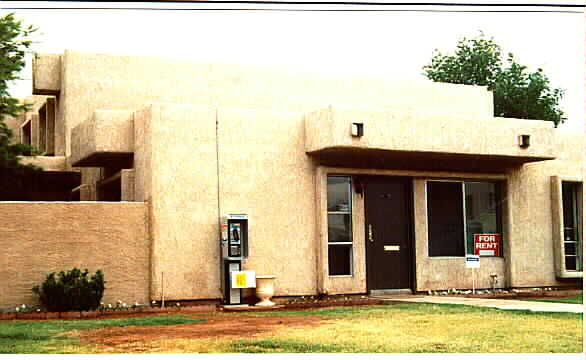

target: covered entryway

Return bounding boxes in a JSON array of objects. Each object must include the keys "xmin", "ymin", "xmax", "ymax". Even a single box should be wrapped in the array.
[{"xmin": 364, "ymin": 176, "xmax": 414, "ymax": 292}]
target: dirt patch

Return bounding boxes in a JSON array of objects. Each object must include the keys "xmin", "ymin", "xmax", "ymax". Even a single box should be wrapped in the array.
[{"xmin": 72, "ymin": 313, "xmax": 329, "ymax": 351}]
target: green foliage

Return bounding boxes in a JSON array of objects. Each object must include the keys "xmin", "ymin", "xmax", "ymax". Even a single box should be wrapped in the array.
[
  {"xmin": 32, "ymin": 268, "xmax": 106, "ymax": 312},
  {"xmin": 0, "ymin": 13, "xmax": 38, "ymax": 169},
  {"xmin": 423, "ymin": 33, "xmax": 565, "ymax": 126}
]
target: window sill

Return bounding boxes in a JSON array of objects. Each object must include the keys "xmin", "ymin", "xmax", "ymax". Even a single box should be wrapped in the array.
[
  {"xmin": 556, "ymin": 270, "xmax": 583, "ymax": 279},
  {"xmin": 328, "ymin": 275, "xmax": 353, "ymax": 278}
]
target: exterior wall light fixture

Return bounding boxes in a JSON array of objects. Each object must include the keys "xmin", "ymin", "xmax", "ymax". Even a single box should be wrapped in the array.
[
  {"xmin": 351, "ymin": 122, "xmax": 364, "ymax": 137},
  {"xmin": 519, "ymin": 134, "xmax": 530, "ymax": 148}
]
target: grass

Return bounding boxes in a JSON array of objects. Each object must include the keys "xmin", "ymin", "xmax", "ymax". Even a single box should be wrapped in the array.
[
  {"xmin": 224, "ymin": 304, "xmax": 582, "ymax": 353},
  {"xmin": 0, "ymin": 304, "xmax": 582, "ymax": 353},
  {"xmin": 0, "ymin": 314, "xmax": 206, "ymax": 354},
  {"xmin": 523, "ymin": 293, "xmax": 583, "ymax": 304}
]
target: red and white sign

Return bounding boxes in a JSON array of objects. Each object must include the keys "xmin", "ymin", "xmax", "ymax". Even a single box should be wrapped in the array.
[{"xmin": 474, "ymin": 234, "xmax": 501, "ymax": 257}]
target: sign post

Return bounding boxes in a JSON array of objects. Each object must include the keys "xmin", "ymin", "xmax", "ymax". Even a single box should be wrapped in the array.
[{"xmin": 465, "ymin": 255, "xmax": 480, "ymax": 294}]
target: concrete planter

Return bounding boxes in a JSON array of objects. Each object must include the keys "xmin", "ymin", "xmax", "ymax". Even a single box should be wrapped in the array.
[{"xmin": 255, "ymin": 275, "xmax": 276, "ymax": 307}]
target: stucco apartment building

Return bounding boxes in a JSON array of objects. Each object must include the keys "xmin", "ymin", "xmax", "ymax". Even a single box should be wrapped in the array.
[{"xmin": 1, "ymin": 50, "xmax": 583, "ymax": 307}]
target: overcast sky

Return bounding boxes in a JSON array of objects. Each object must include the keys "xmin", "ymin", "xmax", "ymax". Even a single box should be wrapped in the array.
[{"xmin": 3, "ymin": 1, "xmax": 585, "ymax": 129}]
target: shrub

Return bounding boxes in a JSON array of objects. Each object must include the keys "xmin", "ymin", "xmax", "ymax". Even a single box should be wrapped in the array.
[{"xmin": 32, "ymin": 268, "xmax": 105, "ymax": 312}]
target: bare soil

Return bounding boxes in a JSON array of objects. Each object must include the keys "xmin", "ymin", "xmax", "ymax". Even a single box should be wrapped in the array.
[
  {"xmin": 59, "ymin": 289, "xmax": 581, "ymax": 353},
  {"xmin": 70, "ymin": 313, "xmax": 329, "ymax": 352}
]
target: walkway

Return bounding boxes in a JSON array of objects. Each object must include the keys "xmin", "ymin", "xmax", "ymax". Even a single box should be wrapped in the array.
[{"xmin": 371, "ymin": 295, "xmax": 583, "ymax": 313}]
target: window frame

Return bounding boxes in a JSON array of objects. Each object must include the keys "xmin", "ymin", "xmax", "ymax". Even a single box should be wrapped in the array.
[
  {"xmin": 558, "ymin": 179, "xmax": 583, "ymax": 274},
  {"xmin": 426, "ymin": 179, "xmax": 504, "ymax": 258},
  {"xmin": 326, "ymin": 175, "xmax": 354, "ymax": 276}
]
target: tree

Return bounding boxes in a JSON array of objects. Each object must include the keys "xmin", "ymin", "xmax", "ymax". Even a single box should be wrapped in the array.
[
  {"xmin": 0, "ymin": 12, "xmax": 37, "ymax": 169},
  {"xmin": 423, "ymin": 33, "xmax": 565, "ymax": 127}
]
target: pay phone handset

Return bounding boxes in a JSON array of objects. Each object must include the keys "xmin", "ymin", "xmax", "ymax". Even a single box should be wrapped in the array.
[
  {"xmin": 221, "ymin": 214, "xmax": 248, "ymax": 260},
  {"xmin": 229, "ymin": 223, "xmax": 241, "ymax": 257}
]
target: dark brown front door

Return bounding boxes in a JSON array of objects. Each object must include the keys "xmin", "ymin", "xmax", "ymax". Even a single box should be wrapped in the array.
[{"xmin": 365, "ymin": 176, "xmax": 413, "ymax": 290}]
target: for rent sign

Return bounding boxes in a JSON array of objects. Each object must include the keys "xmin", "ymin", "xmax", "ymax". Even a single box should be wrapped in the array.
[{"xmin": 474, "ymin": 234, "xmax": 501, "ymax": 257}]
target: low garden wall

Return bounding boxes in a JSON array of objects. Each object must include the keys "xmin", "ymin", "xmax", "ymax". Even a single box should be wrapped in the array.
[{"xmin": 0, "ymin": 202, "xmax": 149, "ymax": 310}]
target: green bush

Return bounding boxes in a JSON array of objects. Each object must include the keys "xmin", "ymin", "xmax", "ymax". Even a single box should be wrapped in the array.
[{"xmin": 32, "ymin": 268, "xmax": 105, "ymax": 312}]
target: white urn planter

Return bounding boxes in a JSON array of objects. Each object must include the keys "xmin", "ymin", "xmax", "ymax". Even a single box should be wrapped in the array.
[{"xmin": 255, "ymin": 275, "xmax": 276, "ymax": 307}]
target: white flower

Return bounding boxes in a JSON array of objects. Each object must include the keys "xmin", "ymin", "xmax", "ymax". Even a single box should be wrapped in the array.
[
  {"xmin": 21, "ymin": 304, "xmax": 26, "ymax": 308},
  {"xmin": 108, "ymin": 304, "xmax": 112, "ymax": 308},
  {"xmin": 176, "ymin": 302, "xmax": 180, "ymax": 307},
  {"xmin": 135, "ymin": 302, "xmax": 139, "ymax": 306},
  {"xmin": 36, "ymin": 309, "xmax": 40, "ymax": 312},
  {"xmin": 122, "ymin": 303, "xmax": 127, "ymax": 308},
  {"xmin": 15, "ymin": 307, "xmax": 19, "ymax": 312}
]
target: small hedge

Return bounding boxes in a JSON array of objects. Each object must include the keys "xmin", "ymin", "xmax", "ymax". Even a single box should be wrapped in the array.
[{"xmin": 32, "ymin": 268, "xmax": 105, "ymax": 312}]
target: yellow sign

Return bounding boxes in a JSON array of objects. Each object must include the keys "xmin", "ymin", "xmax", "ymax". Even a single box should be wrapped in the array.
[
  {"xmin": 230, "ymin": 271, "xmax": 256, "ymax": 288},
  {"xmin": 384, "ymin": 245, "xmax": 400, "ymax": 251},
  {"xmin": 235, "ymin": 273, "xmax": 247, "ymax": 287}
]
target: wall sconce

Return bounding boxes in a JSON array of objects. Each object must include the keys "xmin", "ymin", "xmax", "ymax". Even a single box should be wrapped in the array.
[
  {"xmin": 351, "ymin": 122, "xmax": 364, "ymax": 137},
  {"xmin": 519, "ymin": 134, "xmax": 530, "ymax": 148}
]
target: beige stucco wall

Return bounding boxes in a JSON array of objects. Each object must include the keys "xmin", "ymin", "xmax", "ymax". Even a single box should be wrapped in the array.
[
  {"xmin": 32, "ymin": 54, "xmax": 61, "ymax": 95},
  {"xmin": 0, "ymin": 202, "xmax": 149, "ymax": 308},
  {"xmin": 18, "ymin": 156, "xmax": 67, "ymax": 171},
  {"xmin": 70, "ymin": 110, "xmax": 134, "ymax": 166},
  {"xmin": 305, "ymin": 106, "xmax": 556, "ymax": 160},
  {"xmin": 35, "ymin": 51, "xmax": 493, "ymax": 158},
  {"xmin": 506, "ymin": 130, "xmax": 584, "ymax": 287},
  {"xmin": 25, "ymin": 50, "xmax": 584, "ymax": 299},
  {"xmin": 136, "ymin": 104, "xmax": 318, "ymax": 300}
]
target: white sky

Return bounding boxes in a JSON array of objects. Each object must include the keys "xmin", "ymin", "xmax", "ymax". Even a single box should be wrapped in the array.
[{"xmin": 2, "ymin": 1, "xmax": 585, "ymax": 129}]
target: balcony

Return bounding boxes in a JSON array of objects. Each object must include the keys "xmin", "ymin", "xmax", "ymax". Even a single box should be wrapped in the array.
[{"xmin": 71, "ymin": 110, "xmax": 134, "ymax": 168}]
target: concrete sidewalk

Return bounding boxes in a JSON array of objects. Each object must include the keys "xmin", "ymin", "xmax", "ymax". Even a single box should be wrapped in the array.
[{"xmin": 372, "ymin": 295, "xmax": 583, "ymax": 313}]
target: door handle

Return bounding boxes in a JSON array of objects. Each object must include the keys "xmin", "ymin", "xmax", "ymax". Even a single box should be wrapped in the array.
[{"xmin": 368, "ymin": 224, "xmax": 374, "ymax": 243}]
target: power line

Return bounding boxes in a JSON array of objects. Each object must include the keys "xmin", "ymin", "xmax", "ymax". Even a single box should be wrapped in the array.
[{"xmin": 3, "ymin": 7, "xmax": 583, "ymax": 13}]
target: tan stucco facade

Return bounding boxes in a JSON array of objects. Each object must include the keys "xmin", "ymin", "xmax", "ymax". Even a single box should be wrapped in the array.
[
  {"xmin": 0, "ymin": 202, "xmax": 149, "ymax": 308},
  {"xmin": 0, "ymin": 50, "xmax": 582, "ymax": 307}
]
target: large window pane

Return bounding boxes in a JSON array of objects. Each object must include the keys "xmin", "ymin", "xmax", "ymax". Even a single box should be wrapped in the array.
[
  {"xmin": 327, "ymin": 214, "xmax": 352, "ymax": 243},
  {"xmin": 465, "ymin": 182, "xmax": 501, "ymax": 256},
  {"xmin": 328, "ymin": 244, "xmax": 352, "ymax": 275},
  {"xmin": 427, "ymin": 181, "xmax": 464, "ymax": 257},
  {"xmin": 327, "ymin": 176, "xmax": 352, "ymax": 275},
  {"xmin": 327, "ymin": 177, "xmax": 351, "ymax": 212}
]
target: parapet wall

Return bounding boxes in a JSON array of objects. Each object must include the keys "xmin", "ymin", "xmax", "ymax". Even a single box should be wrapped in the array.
[{"xmin": 0, "ymin": 202, "xmax": 149, "ymax": 309}]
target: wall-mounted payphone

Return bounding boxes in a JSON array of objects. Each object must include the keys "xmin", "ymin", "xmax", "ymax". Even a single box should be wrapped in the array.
[
  {"xmin": 221, "ymin": 214, "xmax": 248, "ymax": 260},
  {"xmin": 220, "ymin": 214, "xmax": 249, "ymax": 305}
]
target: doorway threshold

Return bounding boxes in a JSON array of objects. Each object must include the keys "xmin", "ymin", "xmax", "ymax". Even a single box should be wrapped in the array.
[{"xmin": 370, "ymin": 289, "xmax": 412, "ymax": 296}]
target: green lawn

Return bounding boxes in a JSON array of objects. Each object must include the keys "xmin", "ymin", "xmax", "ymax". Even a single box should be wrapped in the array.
[
  {"xmin": 0, "ymin": 315, "xmax": 205, "ymax": 354},
  {"xmin": 0, "ymin": 304, "xmax": 582, "ymax": 353},
  {"xmin": 524, "ymin": 293, "xmax": 583, "ymax": 304}
]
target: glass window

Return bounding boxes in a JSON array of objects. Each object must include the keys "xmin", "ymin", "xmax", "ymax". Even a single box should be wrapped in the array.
[
  {"xmin": 562, "ymin": 182, "xmax": 582, "ymax": 271},
  {"xmin": 327, "ymin": 176, "xmax": 353, "ymax": 275},
  {"xmin": 465, "ymin": 182, "xmax": 501, "ymax": 256},
  {"xmin": 427, "ymin": 180, "xmax": 503, "ymax": 257},
  {"xmin": 427, "ymin": 182, "xmax": 464, "ymax": 257}
]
